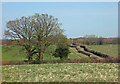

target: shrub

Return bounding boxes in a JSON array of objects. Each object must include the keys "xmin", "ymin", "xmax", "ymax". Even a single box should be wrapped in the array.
[{"xmin": 53, "ymin": 46, "xmax": 70, "ymax": 60}]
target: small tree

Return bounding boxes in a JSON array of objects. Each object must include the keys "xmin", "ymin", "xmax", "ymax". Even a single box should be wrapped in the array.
[
  {"xmin": 97, "ymin": 37, "xmax": 103, "ymax": 45},
  {"xmin": 83, "ymin": 34, "xmax": 98, "ymax": 45},
  {"xmin": 53, "ymin": 46, "xmax": 70, "ymax": 60},
  {"xmin": 53, "ymin": 34, "xmax": 70, "ymax": 60}
]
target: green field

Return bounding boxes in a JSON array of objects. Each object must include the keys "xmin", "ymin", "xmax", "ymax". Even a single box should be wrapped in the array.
[
  {"xmin": 2, "ymin": 45, "xmax": 119, "ymax": 82},
  {"xmin": 2, "ymin": 45, "xmax": 26, "ymax": 61},
  {"xmin": 2, "ymin": 45, "xmax": 89, "ymax": 62},
  {"xmin": 2, "ymin": 44, "xmax": 118, "ymax": 62},
  {"xmin": 2, "ymin": 63, "xmax": 118, "ymax": 82},
  {"xmin": 69, "ymin": 47, "xmax": 87, "ymax": 58},
  {"xmin": 2, "ymin": 45, "xmax": 61, "ymax": 61},
  {"xmin": 88, "ymin": 44, "xmax": 118, "ymax": 57}
]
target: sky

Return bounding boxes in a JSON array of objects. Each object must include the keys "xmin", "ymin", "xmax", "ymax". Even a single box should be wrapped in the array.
[{"xmin": 1, "ymin": 2, "xmax": 118, "ymax": 38}]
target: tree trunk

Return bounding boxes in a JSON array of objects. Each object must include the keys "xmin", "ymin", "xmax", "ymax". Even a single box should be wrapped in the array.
[
  {"xmin": 25, "ymin": 46, "xmax": 33, "ymax": 62},
  {"xmin": 28, "ymin": 56, "xmax": 31, "ymax": 62},
  {"xmin": 28, "ymin": 53, "xmax": 32, "ymax": 62},
  {"xmin": 38, "ymin": 52, "xmax": 43, "ymax": 61},
  {"xmin": 40, "ymin": 55, "xmax": 43, "ymax": 61}
]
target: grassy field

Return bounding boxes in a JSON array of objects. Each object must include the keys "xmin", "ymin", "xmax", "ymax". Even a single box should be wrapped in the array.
[
  {"xmin": 2, "ymin": 45, "xmax": 26, "ymax": 61},
  {"xmin": 2, "ymin": 45, "xmax": 119, "ymax": 82},
  {"xmin": 2, "ymin": 63, "xmax": 118, "ymax": 82},
  {"xmin": 2, "ymin": 45, "xmax": 60, "ymax": 61},
  {"xmin": 2, "ymin": 45, "xmax": 88, "ymax": 62},
  {"xmin": 88, "ymin": 44, "xmax": 118, "ymax": 57},
  {"xmin": 2, "ymin": 44, "xmax": 118, "ymax": 62},
  {"xmin": 68, "ymin": 47, "xmax": 89, "ymax": 58}
]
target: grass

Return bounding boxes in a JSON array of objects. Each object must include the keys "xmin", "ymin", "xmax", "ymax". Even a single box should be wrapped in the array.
[
  {"xmin": 2, "ymin": 44, "xmax": 118, "ymax": 62},
  {"xmin": 88, "ymin": 44, "xmax": 118, "ymax": 57},
  {"xmin": 2, "ymin": 45, "xmax": 60, "ymax": 61},
  {"xmin": 2, "ymin": 45, "xmax": 119, "ymax": 82},
  {"xmin": 2, "ymin": 63, "xmax": 118, "ymax": 82},
  {"xmin": 68, "ymin": 47, "xmax": 91, "ymax": 62},
  {"xmin": 2, "ymin": 45, "xmax": 26, "ymax": 61},
  {"xmin": 2, "ymin": 45, "xmax": 88, "ymax": 62},
  {"xmin": 68, "ymin": 47, "xmax": 89, "ymax": 59}
]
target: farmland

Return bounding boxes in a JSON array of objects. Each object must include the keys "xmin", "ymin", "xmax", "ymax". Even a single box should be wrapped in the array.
[
  {"xmin": 2, "ymin": 63, "xmax": 118, "ymax": 82},
  {"xmin": 1, "ymin": 2, "xmax": 119, "ymax": 83},
  {"xmin": 2, "ymin": 44, "xmax": 119, "ymax": 82},
  {"xmin": 88, "ymin": 44, "xmax": 118, "ymax": 57},
  {"xmin": 2, "ymin": 45, "xmax": 89, "ymax": 62},
  {"xmin": 2, "ymin": 45, "xmax": 26, "ymax": 61},
  {"xmin": 2, "ymin": 44, "xmax": 118, "ymax": 62}
]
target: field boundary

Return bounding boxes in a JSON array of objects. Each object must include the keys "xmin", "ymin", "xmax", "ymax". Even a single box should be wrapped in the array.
[{"xmin": 69, "ymin": 44, "xmax": 114, "ymax": 59}]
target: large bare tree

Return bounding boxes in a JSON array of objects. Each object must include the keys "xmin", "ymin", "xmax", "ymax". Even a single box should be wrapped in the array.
[
  {"xmin": 33, "ymin": 13, "xmax": 63, "ymax": 61},
  {"xmin": 5, "ymin": 16, "xmax": 38, "ymax": 61},
  {"xmin": 5, "ymin": 13, "xmax": 63, "ymax": 62}
]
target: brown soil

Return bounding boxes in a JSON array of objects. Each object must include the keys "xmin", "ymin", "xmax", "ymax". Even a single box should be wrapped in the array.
[
  {"xmin": 1, "ymin": 60, "xmax": 27, "ymax": 65},
  {"xmin": 1, "ymin": 57, "xmax": 120, "ymax": 66}
]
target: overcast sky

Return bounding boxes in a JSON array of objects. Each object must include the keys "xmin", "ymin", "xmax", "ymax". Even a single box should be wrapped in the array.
[{"xmin": 1, "ymin": 2, "xmax": 118, "ymax": 38}]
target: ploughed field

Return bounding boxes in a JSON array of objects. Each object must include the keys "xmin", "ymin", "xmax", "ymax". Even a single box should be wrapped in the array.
[{"xmin": 2, "ymin": 63, "xmax": 118, "ymax": 82}]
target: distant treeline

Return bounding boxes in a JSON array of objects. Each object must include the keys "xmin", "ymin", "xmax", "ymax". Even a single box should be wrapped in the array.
[
  {"xmin": 1, "ymin": 37, "xmax": 118, "ymax": 45},
  {"xmin": 69, "ymin": 37, "xmax": 118, "ymax": 45}
]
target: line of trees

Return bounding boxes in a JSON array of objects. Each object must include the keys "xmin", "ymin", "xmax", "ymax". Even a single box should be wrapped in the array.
[
  {"xmin": 4, "ymin": 13, "xmax": 70, "ymax": 62},
  {"xmin": 69, "ymin": 35, "xmax": 118, "ymax": 45}
]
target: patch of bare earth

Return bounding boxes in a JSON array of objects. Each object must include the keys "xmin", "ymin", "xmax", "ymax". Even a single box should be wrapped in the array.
[{"xmin": 1, "ymin": 60, "xmax": 27, "ymax": 65}]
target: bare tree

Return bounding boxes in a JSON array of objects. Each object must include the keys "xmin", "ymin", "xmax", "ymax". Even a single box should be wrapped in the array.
[
  {"xmin": 33, "ymin": 13, "xmax": 63, "ymax": 61},
  {"xmin": 5, "ymin": 16, "xmax": 37, "ymax": 62},
  {"xmin": 5, "ymin": 13, "xmax": 64, "ymax": 62}
]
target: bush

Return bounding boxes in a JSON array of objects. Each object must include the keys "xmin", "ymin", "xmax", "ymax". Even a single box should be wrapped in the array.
[{"xmin": 53, "ymin": 46, "xmax": 70, "ymax": 60}]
